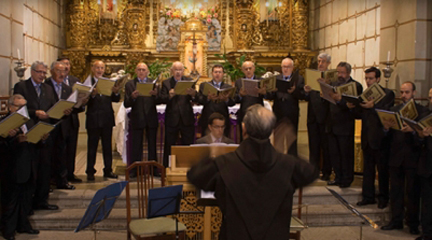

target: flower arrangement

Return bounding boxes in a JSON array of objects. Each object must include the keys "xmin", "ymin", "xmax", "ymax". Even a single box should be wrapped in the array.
[
  {"xmin": 198, "ymin": 5, "xmax": 219, "ymax": 23},
  {"xmin": 160, "ymin": 7, "xmax": 187, "ymax": 22}
]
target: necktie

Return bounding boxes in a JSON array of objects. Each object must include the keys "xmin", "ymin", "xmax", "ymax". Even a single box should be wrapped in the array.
[
  {"xmin": 36, "ymin": 85, "xmax": 41, "ymax": 97},
  {"xmin": 56, "ymin": 84, "xmax": 62, "ymax": 99},
  {"xmin": 65, "ymin": 77, "xmax": 70, "ymax": 86}
]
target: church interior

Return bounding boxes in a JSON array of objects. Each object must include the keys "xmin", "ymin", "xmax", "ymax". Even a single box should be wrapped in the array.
[{"xmin": 0, "ymin": 0, "xmax": 431, "ymax": 239}]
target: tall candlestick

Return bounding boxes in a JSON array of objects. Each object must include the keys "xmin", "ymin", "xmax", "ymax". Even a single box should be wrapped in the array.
[
  {"xmin": 387, "ymin": 51, "xmax": 390, "ymax": 62},
  {"xmin": 17, "ymin": 49, "xmax": 21, "ymax": 60}
]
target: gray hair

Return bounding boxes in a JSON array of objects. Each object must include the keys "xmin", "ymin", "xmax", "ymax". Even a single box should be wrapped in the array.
[
  {"xmin": 243, "ymin": 104, "xmax": 276, "ymax": 140},
  {"xmin": 50, "ymin": 61, "xmax": 64, "ymax": 70},
  {"xmin": 8, "ymin": 94, "xmax": 26, "ymax": 105},
  {"xmin": 337, "ymin": 61, "xmax": 352, "ymax": 74},
  {"xmin": 318, "ymin": 53, "xmax": 331, "ymax": 63},
  {"xmin": 31, "ymin": 61, "xmax": 47, "ymax": 71}
]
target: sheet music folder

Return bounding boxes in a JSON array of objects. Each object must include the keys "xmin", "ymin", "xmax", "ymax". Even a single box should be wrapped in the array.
[
  {"xmin": 75, "ymin": 181, "xmax": 128, "ymax": 233},
  {"xmin": 147, "ymin": 185, "xmax": 183, "ymax": 218}
]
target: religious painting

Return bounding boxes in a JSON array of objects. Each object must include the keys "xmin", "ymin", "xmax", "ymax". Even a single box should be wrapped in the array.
[
  {"xmin": 254, "ymin": 0, "xmax": 281, "ymax": 25},
  {"xmin": 156, "ymin": 17, "xmax": 184, "ymax": 52},
  {"xmin": 206, "ymin": 18, "xmax": 221, "ymax": 51},
  {"xmin": 98, "ymin": 0, "xmax": 118, "ymax": 20},
  {"xmin": 156, "ymin": 0, "xmax": 221, "ymax": 52}
]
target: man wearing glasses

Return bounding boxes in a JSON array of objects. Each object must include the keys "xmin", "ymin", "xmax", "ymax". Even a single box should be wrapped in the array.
[
  {"xmin": 196, "ymin": 113, "xmax": 234, "ymax": 144},
  {"xmin": 14, "ymin": 61, "xmax": 58, "ymax": 211}
]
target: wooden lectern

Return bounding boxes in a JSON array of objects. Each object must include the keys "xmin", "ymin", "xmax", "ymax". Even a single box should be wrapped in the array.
[{"xmin": 167, "ymin": 144, "xmax": 238, "ymax": 240}]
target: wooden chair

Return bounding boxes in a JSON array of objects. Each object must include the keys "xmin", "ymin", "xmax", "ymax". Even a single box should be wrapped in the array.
[
  {"xmin": 290, "ymin": 187, "xmax": 308, "ymax": 240},
  {"xmin": 126, "ymin": 161, "xmax": 186, "ymax": 240}
]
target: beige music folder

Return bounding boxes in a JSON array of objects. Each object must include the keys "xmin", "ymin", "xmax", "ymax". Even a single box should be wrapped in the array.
[
  {"xmin": 174, "ymin": 80, "xmax": 196, "ymax": 95},
  {"xmin": 136, "ymin": 81, "xmax": 156, "ymax": 97},
  {"xmin": 96, "ymin": 77, "xmax": 116, "ymax": 96},
  {"xmin": 47, "ymin": 90, "xmax": 78, "ymax": 119},
  {"xmin": 336, "ymin": 81, "xmax": 358, "ymax": 96},
  {"xmin": 26, "ymin": 122, "xmax": 56, "ymax": 144},
  {"xmin": 376, "ymin": 109, "xmax": 403, "ymax": 130},
  {"xmin": 202, "ymin": 82, "xmax": 219, "ymax": 96},
  {"xmin": 0, "ymin": 106, "xmax": 30, "ymax": 137}
]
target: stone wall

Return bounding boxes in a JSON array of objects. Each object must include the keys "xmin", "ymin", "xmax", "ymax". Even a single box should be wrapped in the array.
[
  {"xmin": 309, "ymin": 0, "xmax": 382, "ymax": 87},
  {"xmin": 0, "ymin": 0, "xmax": 65, "ymax": 96},
  {"xmin": 309, "ymin": 0, "xmax": 432, "ymax": 98}
]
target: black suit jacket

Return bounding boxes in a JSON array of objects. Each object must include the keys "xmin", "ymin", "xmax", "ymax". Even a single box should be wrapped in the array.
[
  {"xmin": 267, "ymin": 74, "xmax": 305, "ymax": 123},
  {"xmin": 66, "ymin": 75, "xmax": 80, "ymax": 87},
  {"xmin": 124, "ymin": 78, "xmax": 161, "ymax": 129},
  {"xmin": 305, "ymin": 90, "xmax": 329, "ymax": 125},
  {"xmin": 419, "ymin": 134, "xmax": 432, "ymax": 178},
  {"xmin": 45, "ymin": 78, "xmax": 83, "ymax": 138},
  {"xmin": 359, "ymin": 86, "xmax": 395, "ymax": 150},
  {"xmin": 197, "ymin": 80, "xmax": 235, "ymax": 127},
  {"xmin": 388, "ymin": 102, "xmax": 429, "ymax": 168},
  {"xmin": 327, "ymin": 78, "xmax": 363, "ymax": 136},
  {"xmin": 13, "ymin": 78, "xmax": 56, "ymax": 124},
  {"xmin": 160, "ymin": 76, "xmax": 196, "ymax": 127},
  {"xmin": 85, "ymin": 77, "xmax": 121, "ymax": 129},
  {"xmin": 0, "ymin": 117, "xmax": 38, "ymax": 184},
  {"xmin": 235, "ymin": 76, "xmax": 263, "ymax": 123}
]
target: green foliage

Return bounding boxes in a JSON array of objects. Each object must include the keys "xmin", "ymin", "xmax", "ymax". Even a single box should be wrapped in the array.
[
  {"xmin": 124, "ymin": 59, "xmax": 173, "ymax": 80},
  {"xmin": 214, "ymin": 53, "xmax": 266, "ymax": 81}
]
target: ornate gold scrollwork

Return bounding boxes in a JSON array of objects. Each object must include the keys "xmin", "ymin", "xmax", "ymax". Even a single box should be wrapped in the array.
[
  {"xmin": 67, "ymin": 1, "xmax": 86, "ymax": 49},
  {"xmin": 234, "ymin": 0, "xmax": 256, "ymax": 50},
  {"xmin": 292, "ymin": 0, "xmax": 309, "ymax": 50},
  {"xmin": 179, "ymin": 191, "xmax": 205, "ymax": 239},
  {"xmin": 63, "ymin": 50, "xmax": 87, "ymax": 80}
]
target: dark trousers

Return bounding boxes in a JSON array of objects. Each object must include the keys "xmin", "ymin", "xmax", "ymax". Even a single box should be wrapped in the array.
[
  {"xmin": 33, "ymin": 138, "xmax": 52, "ymax": 207},
  {"xmin": 420, "ymin": 175, "xmax": 432, "ymax": 238},
  {"xmin": 86, "ymin": 127, "xmax": 113, "ymax": 175},
  {"xmin": 51, "ymin": 128, "xmax": 68, "ymax": 186},
  {"xmin": 328, "ymin": 133, "xmax": 354, "ymax": 185},
  {"xmin": 1, "ymin": 180, "xmax": 33, "ymax": 238},
  {"xmin": 66, "ymin": 125, "xmax": 79, "ymax": 178},
  {"xmin": 389, "ymin": 166, "xmax": 420, "ymax": 227},
  {"xmin": 130, "ymin": 126, "xmax": 158, "ymax": 163},
  {"xmin": 163, "ymin": 123, "xmax": 195, "ymax": 167},
  {"xmin": 307, "ymin": 121, "xmax": 331, "ymax": 175},
  {"xmin": 361, "ymin": 146, "xmax": 389, "ymax": 202}
]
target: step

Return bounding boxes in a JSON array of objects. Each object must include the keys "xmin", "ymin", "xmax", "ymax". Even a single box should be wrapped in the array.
[
  {"xmin": 49, "ymin": 185, "xmax": 364, "ymax": 209},
  {"xmin": 30, "ymin": 204, "xmax": 390, "ymax": 230}
]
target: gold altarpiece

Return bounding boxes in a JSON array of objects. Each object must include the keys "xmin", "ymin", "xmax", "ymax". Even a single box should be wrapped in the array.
[{"xmin": 63, "ymin": 1, "xmax": 314, "ymax": 239}]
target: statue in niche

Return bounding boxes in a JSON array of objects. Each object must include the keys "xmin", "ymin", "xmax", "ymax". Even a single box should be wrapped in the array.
[
  {"xmin": 156, "ymin": 17, "xmax": 183, "ymax": 52},
  {"xmin": 206, "ymin": 18, "xmax": 221, "ymax": 51}
]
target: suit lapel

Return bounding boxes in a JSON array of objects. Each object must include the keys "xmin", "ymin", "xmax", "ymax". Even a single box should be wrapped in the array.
[
  {"xmin": 170, "ymin": 77, "xmax": 176, "ymax": 89},
  {"xmin": 26, "ymin": 79, "xmax": 39, "ymax": 102}
]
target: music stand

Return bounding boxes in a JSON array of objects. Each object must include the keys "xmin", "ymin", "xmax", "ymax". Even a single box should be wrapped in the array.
[
  {"xmin": 147, "ymin": 185, "xmax": 183, "ymax": 238},
  {"xmin": 75, "ymin": 181, "xmax": 128, "ymax": 240}
]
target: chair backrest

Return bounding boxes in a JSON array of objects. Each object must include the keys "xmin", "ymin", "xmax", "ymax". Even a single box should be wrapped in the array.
[{"xmin": 125, "ymin": 161, "xmax": 166, "ymax": 225}]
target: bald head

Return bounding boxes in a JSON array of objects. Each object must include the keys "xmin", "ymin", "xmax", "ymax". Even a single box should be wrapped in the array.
[
  {"xmin": 171, "ymin": 61, "xmax": 184, "ymax": 80},
  {"xmin": 281, "ymin": 58, "xmax": 294, "ymax": 77},
  {"xmin": 243, "ymin": 104, "xmax": 276, "ymax": 140},
  {"xmin": 242, "ymin": 61, "xmax": 255, "ymax": 79},
  {"xmin": 135, "ymin": 62, "xmax": 149, "ymax": 80},
  {"xmin": 92, "ymin": 60, "xmax": 105, "ymax": 78}
]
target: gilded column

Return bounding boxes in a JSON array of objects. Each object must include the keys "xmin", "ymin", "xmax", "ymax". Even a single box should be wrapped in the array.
[
  {"xmin": 234, "ymin": 0, "xmax": 256, "ymax": 50},
  {"xmin": 68, "ymin": 0, "xmax": 87, "ymax": 49},
  {"xmin": 124, "ymin": 1, "xmax": 146, "ymax": 49},
  {"xmin": 292, "ymin": 0, "xmax": 308, "ymax": 50}
]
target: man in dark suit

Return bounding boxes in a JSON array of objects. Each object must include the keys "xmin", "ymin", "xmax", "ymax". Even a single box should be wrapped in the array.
[
  {"xmin": 303, "ymin": 53, "xmax": 332, "ymax": 180},
  {"xmin": 160, "ymin": 61, "xmax": 197, "ymax": 167},
  {"xmin": 197, "ymin": 64, "xmax": 235, "ymax": 137},
  {"xmin": 13, "ymin": 61, "xmax": 58, "ymax": 211},
  {"xmin": 355, "ymin": 67, "xmax": 394, "ymax": 209},
  {"xmin": 267, "ymin": 58, "xmax": 304, "ymax": 156},
  {"xmin": 85, "ymin": 60, "xmax": 120, "ymax": 181},
  {"xmin": 1, "ymin": 95, "xmax": 41, "ymax": 240},
  {"xmin": 58, "ymin": 56, "xmax": 83, "ymax": 183},
  {"xmin": 196, "ymin": 113, "xmax": 235, "ymax": 144},
  {"xmin": 326, "ymin": 62, "xmax": 363, "ymax": 188},
  {"xmin": 417, "ymin": 91, "xmax": 432, "ymax": 240},
  {"xmin": 235, "ymin": 61, "xmax": 266, "ymax": 142},
  {"xmin": 381, "ymin": 82, "xmax": 428, "ymax": 235},
  {"xmin": 188, "ymin": 104, "xmax": 318, "ymax": 240},
  {"xmin": 124, "ymin": 62, "xmax": 160, "ymax": 172},
  {"xmin": 45, "ymin": 61, "xmax": 78, "ymax": 190}
]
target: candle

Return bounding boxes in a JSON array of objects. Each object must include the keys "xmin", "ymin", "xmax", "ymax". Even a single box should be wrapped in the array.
[
  {"xmin": 17, "ymin": 48, "xmax": 21, "ymax": 60},
  {"xmin": 387, "ymin": 51, "xmax": 390, "ymax": 62}
]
